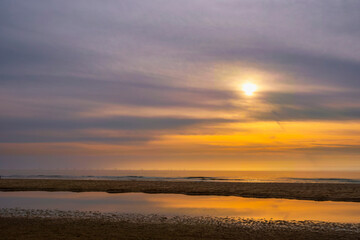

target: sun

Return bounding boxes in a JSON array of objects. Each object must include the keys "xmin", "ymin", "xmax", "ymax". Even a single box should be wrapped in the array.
[{"xmin": 242, "ymin": 83, "xmax": 257, "ymax": 96}]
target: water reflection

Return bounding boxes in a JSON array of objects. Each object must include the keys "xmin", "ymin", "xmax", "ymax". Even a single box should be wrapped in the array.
[{"xmin": 0, "ymin": 192, "xmax": 359, "ymax": 223}]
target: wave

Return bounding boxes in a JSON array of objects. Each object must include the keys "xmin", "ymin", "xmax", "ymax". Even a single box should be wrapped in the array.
[
  {"xmin": 283, "ymin": 177, "xmax": 360, "ymax": 184},
  {"xmin": 0, "ymin": 174, "xmax": 241, "ymax": 182},
  {"xmin": 1, "ymin": 174, "xmax": 359, "ymax": 184}
]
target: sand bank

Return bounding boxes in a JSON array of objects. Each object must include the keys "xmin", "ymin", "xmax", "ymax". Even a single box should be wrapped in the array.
[{"xmin": 0, "ymin": 179, "xmax": 360, "ymax": 202}]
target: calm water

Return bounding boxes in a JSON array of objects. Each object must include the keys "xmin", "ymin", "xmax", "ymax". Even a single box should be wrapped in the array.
[
  {"xmin": 0, "ymin": 192, "xmax": 359, "ymax": 223},
  {"xmin": 1, "ymin": 170, "xmax": 359, "ymax": 183}
]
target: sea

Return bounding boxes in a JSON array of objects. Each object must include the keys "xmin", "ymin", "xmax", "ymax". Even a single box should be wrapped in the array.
[{"xmin": 0, "ymin": 170, "xmax": 359, "ymax": 184}]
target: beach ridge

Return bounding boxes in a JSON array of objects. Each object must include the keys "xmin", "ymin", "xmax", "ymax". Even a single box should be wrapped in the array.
[{"xmin": 1, "ymin": 179, "xmax": 359, "ymax": 202}]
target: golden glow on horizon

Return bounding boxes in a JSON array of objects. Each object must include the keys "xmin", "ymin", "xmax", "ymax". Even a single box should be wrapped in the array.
[
  {"xmin": 2, "ymin": 120, "xmax": 360, "ymax": 170},
  {"xmin": 242, "ymin": 82, "xmax": 257, "ymax": 96}
]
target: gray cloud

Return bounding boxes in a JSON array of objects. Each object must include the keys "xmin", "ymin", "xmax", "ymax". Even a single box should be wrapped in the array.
[
  {"xmin": 255, "ymin": 106, "xmax": 360, "ymax": 122},
  {"xmin": 260, "ymin": 91, "xmax": 360, "ymax": 107},
  {"xmin": 0, "ymin": 116, "xmax": 235, "ymax": 143},
  {"xmin": 252, "ymin": 91, "xmax": 360, "ymax": 121},
  {"xmin": 1, "ymin": 0, "xmax": 360, "ymax": 168},
  {"xmin": 0, "ymin": 116, "xmax": 233, "ymax": 131},
  {"xmin": 0, "ymin": 133, "xmax": 152, "ymax": 144},
  {"xmin": 2, "ymin": 0, "xmax": 360, "ymax": 89},
  {"xmin": 0, "ymin": 75, "xmax": 238, "ymax": 114},
  {"xmin": 204, "ymin": 47, "xmax": 360, "ymax": 88}
]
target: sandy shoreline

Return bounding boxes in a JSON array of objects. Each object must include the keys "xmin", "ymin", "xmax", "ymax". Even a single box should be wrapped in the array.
[
  {"xmin": 0, "ymin": 179, "xmax": 360, "ymax": 202},
  {"xmin": 0, "ymin": 208, "xmax": 359, "ymax": 240}
]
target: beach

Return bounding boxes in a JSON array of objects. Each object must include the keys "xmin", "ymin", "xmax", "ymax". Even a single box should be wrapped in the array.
[
  {"xmin": 1, "ymin": 208, "xmax": 359, "ymax": 240},
  {"xmin": 3, "ymin": 0, "xmax": 360, "ymax": 239},
  {"xmin": 1, "ymin": 179, "xmax": 360, "ymax": 239},
  {"xmin": 0, "ymin": 179, "xmax": 359, "ymax": 202}
]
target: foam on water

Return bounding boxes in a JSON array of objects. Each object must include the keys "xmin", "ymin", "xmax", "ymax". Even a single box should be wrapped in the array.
[{"xmin": 1, "ymin": 170, "xmax": 359, "ymax": 183}]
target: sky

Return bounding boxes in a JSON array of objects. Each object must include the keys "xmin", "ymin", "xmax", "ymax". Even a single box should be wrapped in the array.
[{"xmin": 1, "ymin": 0, "xmax": 360, "ymax": 170}]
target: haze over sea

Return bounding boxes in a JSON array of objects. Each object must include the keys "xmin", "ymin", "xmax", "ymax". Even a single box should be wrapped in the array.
[{"xmin": 1, "ymin": 170, "xmax": 359, "ymax": 184}]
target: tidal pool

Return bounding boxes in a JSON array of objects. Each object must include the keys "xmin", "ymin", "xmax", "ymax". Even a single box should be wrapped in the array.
[{"xmin": 0, "ymin": 191, "xmax": 359, "ymax": 223}]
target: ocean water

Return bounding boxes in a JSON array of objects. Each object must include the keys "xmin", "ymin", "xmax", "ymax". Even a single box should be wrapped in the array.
[
  {"xmin": 0, "ymin": 170, "xmax": 359, "ymax": 183},
  {"xmin": 1, "ymin": 191, "xmax": 360, "ymax": 222}
]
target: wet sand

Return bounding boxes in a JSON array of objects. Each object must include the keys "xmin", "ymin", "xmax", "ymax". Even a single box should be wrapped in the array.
[
  {"xmin": 0, "ymin": 208, "xmax": 359, "ymax": 240},
  {"xmin": 1, "ymin": 179, "xmax": 360, "ymax": 202}
]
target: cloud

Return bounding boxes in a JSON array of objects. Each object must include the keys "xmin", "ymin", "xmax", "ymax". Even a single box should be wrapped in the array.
[
  {"xmin": 0, "ymin": 75, "xmax": 239, "ymax": 122},
  {"xmin": 251, "ymin": 90, "xmax": 360, "ymax": 121},
  {"xmin": 0, "ymin": 115, "xmax": 235, "ymax": 143},
  {"xmin": 0, "ymin": 116, "xmax": 233, "ymax": 131},
  {"xmin": 204, "ymin": 47, "xmax": 360, "ymax": 89},
  {"xmin": 1, "ymin": 0, "xmax": 360, "ymax": 168},
  {"xmin": 0, "ymin": 132, "xmax": 152, "ymax": 144},
  {"xmin": 254, "ymin": 106, "xmax": 360, "ymax": 122}
]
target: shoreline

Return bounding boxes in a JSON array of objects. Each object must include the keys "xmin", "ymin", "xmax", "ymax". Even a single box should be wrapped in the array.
[
  {"xmin": 1, "ymin": 179, "xmax": 360, "ymax": 202},
  {"xmin": 1, "ymin": 209, "xmax": 359, "ymax": 240}
]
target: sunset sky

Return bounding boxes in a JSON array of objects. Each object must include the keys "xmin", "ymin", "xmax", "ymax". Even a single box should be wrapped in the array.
[{"xmin": 1, "ymin": 0, "xmax": 360, "ymax": 170}]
